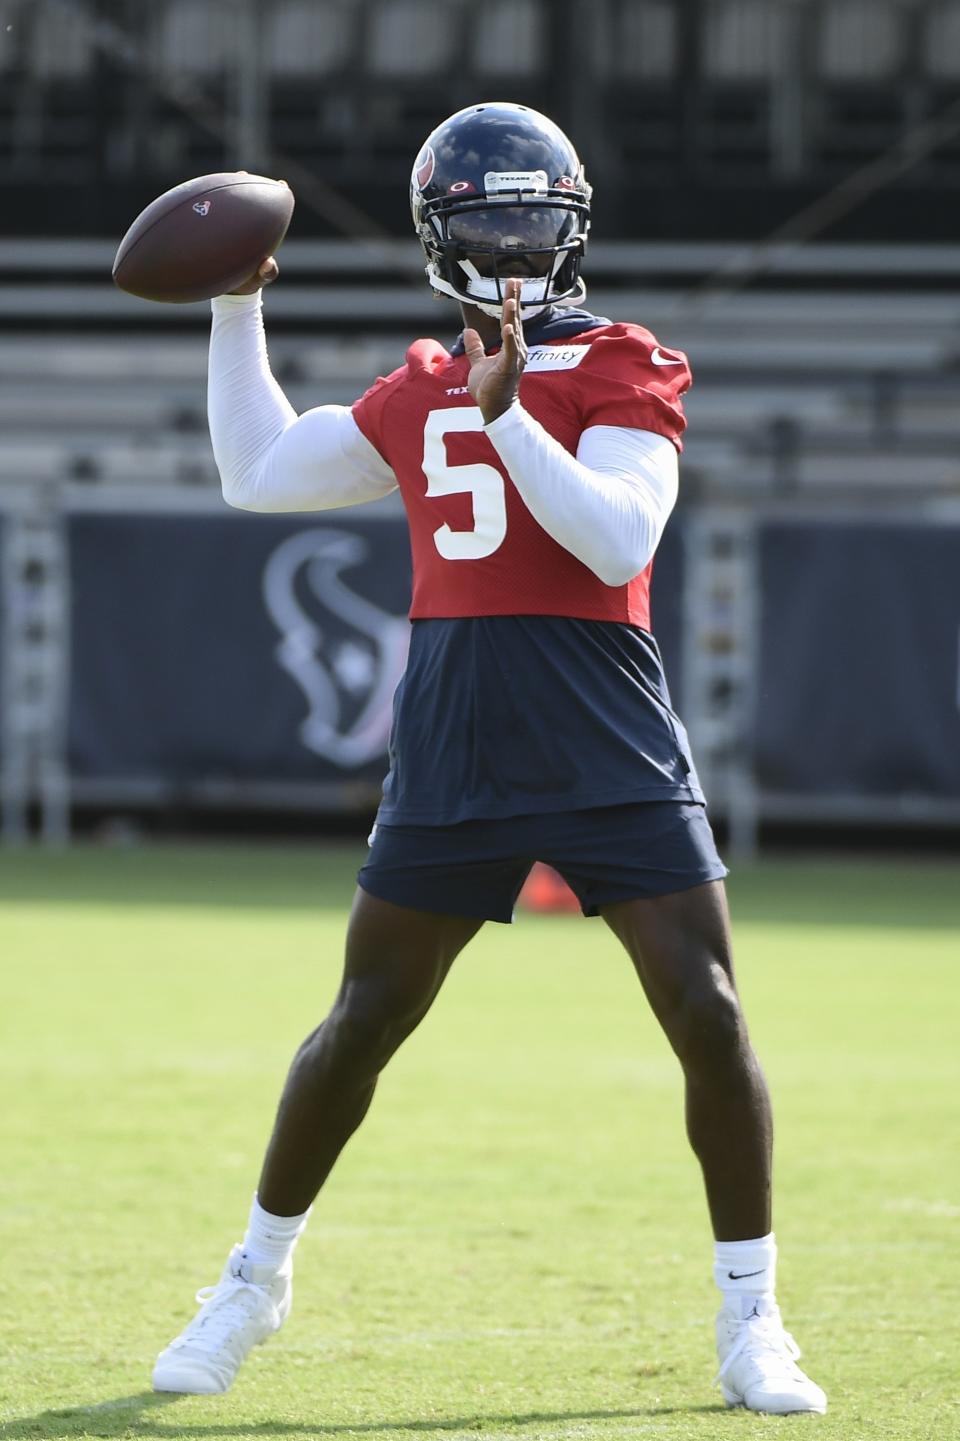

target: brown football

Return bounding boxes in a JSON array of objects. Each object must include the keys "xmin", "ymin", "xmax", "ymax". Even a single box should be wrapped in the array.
[{"xmin": 112, "ymin": 172, "xmax": 294, "ymax": 304}]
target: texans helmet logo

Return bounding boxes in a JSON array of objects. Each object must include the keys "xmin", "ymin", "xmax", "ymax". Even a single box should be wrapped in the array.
[{"xmin": 415, "ymin": 146, "xmax": 436, "ymax": 191}]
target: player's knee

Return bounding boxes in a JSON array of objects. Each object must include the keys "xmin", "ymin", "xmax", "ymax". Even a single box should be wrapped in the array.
[
  {"xmin": 671, "ymin": 969, "xmax": 747, "ymax": 1074},
  {"xmin": 327, "ymin": 976, "xmax": 427, "ymax": 1069}
]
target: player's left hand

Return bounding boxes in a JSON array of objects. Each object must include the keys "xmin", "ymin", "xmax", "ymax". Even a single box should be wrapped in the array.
[{"xmin": 463, "ymin": 277, "xmax": 527, "ymax": 424}]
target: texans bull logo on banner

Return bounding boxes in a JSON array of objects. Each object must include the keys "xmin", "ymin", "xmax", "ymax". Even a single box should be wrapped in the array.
[{"xmin": 262, "ymin": 529, "xmax": 410, "ymax": 767}]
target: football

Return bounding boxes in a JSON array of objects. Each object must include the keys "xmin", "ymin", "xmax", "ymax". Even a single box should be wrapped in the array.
[{"xmin": 112, "ymin": 172, "xmax": 294, "ymax": 304}]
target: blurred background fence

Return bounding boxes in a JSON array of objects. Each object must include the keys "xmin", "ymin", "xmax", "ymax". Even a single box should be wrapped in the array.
[{"xmin": 1, "ymin": 0, "xmax": 959, "ymax": 851}]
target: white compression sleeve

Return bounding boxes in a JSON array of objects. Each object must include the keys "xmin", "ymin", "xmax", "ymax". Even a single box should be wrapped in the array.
[
  {"xmin": 208, "ymin": 292, "xmax": 397, "ymax": 513},
  {"xmin": 483, "ymin": 403, "xmax": 679, "ymax": 586}
]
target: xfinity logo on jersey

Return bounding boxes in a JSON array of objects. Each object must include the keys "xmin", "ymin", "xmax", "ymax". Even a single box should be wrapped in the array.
[
  {"xmin": 261, "ymin": 528, "xmax": 410, "ymax": 767},
  {"xmin": 524, "ymin": 345, "xmax": 590, "ymax": 372}
]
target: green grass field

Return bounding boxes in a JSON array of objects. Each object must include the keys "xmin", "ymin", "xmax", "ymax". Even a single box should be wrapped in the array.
[{"xmin": 1, "ymin": 844, "xmax": 958, "ymax": 1441}]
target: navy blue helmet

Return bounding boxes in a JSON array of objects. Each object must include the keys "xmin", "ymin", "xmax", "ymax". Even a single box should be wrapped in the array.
[{"xmin": 410, "ymin": 103, "xmax": 592, "ymax": 318}]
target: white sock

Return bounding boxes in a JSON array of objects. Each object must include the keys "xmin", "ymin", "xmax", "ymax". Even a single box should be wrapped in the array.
[
  {"xmin": 714, "ymin": 1232, "xmax": 777, "ymax": 1317},
  {"xmin": 240, "ymin": 1194, "xmax": 311, "ymax": 1271}
]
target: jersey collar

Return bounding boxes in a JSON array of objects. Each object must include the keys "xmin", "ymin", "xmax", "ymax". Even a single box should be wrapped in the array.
[{"xmin": 449, "ymin": 306, "xmax": 612, "ymax": 357}]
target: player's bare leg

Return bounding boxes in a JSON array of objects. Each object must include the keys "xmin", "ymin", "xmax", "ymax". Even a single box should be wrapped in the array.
[
  {"xmin": 602, "ymin": 880, "xmax": 825, "ymax": 1414},
  {"xmin": 602, "ymin": 880, "xmax": 769, "ymax": 1240},
  {"xmin": 153, "ymin": 891, "xmax": 482, "ymax": 1394},
  {"xmin": 258, "ymin": 890, "xmax": 484, "ymax": 1214}
]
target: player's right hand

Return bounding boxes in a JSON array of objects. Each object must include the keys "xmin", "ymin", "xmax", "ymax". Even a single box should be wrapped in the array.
[
  {"xmin": 229, "ymin": 257, "xmax": 280, "ymax": 295},
  {"xmin": 463, "ymin": 277, "xmax": 528, "ymax": 424}
]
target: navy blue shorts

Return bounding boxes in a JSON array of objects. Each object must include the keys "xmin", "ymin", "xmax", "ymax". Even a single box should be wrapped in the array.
[{"xmin": 357, "ymin": 801, "xmax": 727, "ymax": 924}]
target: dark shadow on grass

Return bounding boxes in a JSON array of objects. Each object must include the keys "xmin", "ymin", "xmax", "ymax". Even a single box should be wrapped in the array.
[
  {"xmin": 0, "ymin": 1394, "xmax": 725, "ymax": 1439},
  {"xmin": 0, "ymin": 1392, "xmax": 181, "ymax": 1439}
]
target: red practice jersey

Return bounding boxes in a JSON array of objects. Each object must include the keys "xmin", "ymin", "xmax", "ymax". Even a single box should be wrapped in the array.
[{"xmin": 351, "ymin": 322, "xmax": 690, "ymax": 631}]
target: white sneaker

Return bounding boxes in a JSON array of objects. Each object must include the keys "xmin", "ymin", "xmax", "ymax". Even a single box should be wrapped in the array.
[
  {"xmin": 153, "ymin": 1245, "xmax": 292, "ymax": 1394},
  {"xmin": 715, "ymin": 1297, "xmax": 827, "ymax": 1414}
]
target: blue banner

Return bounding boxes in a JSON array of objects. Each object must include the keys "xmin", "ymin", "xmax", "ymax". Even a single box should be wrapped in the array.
[
  {"xmin": 67, "ymin": 509, "xmax": 688, "ymax": 799},
  {"xmin": 756, "ymin": 521, "xmax": 960, "ymax": 797},
  {"xmin": 69, "ymin": 511, "xmax": 412, "ymax": 786}
]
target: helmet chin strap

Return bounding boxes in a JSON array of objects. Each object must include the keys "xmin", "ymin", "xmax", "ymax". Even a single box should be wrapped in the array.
[
  {"xmin": 457, "ymin": 259, "xmax": 554, "ymax": 317},
  {"xmin": 424, "ymin": 258, "xmax": 586, "ymax": 320},
  {"xmin": 474, "ymin": 297, "xmax": 551, "ymax": 320}
]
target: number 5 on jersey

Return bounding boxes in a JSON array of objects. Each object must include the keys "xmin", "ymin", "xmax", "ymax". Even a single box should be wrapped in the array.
[{"xmin": 422, "ymin": 408, "xmax": 507, "ymax": 560}]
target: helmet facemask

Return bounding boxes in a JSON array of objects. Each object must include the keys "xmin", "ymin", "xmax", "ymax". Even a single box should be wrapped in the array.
[{"xmin": 424, "ymin": 195, "xmax": 589, "ymax": 319}]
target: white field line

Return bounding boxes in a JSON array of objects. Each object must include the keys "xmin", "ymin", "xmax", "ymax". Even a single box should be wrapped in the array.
[{"xmin": 883, "ymin": 1197, "xmax": 960, "ymax": 1219}]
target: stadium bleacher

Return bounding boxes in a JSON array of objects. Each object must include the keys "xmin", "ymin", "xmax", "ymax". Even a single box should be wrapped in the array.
[
  {"xmin": 5, "ymin": 0, "xmax": 960, "ymax": 235},
  {"xmin": 2, "ymin": 238, "xmax": 958, "ymax": 500}
]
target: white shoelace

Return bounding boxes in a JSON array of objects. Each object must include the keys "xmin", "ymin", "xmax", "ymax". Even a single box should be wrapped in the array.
[
  {"xmin": 715, "ymin": 1311, "xmax": 802, "ymax": 1386},
  {"xmin": 170, "ymin": 1274, "xmax": 278, "ymax": 1357}
]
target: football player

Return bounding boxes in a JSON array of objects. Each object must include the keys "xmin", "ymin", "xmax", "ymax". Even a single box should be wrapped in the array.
[{"xmin": 153, "ymin": 103, "xmax": 826, "ymax": 1415}]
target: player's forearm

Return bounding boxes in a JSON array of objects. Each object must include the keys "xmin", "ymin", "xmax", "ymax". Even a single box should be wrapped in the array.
[
  {"xmin": 208, "ymin": 293, "xmax": 395, "ymax": 512},
  {"xmin": 209, "ymin": 293, "xmax": 299, "ymax": 506},
  {"xmin": 484, "ymin": 404, "xmax": 679, "ymax": 585}
]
